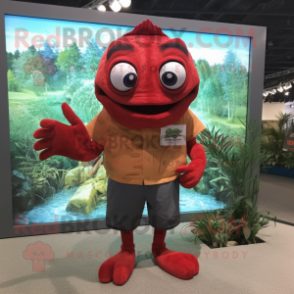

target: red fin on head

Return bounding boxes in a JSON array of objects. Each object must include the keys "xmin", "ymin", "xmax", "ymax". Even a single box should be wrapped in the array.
[{"xmin": 125, "ymin": 19, "xmax": 167, "ymax": 36}]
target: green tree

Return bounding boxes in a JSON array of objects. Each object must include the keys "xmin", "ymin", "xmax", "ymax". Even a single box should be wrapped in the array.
[
  {"xmin": 220, "ymin": 49, "xmax": 244, "ymax": 120},
  {"xmin": 14, "ymin": 49, "xmax": 20, "ymax": 59},
  {"xmin": 7, "ymin": 69, "xmax": 20, "ymax": 92},
  {"xmin": 23, "ymin": 55, "xmax": 56, "ymax": 96},
  {"xmin": 28, "ymin": 45, "xmax": 37, "ymax": 55},
  {"xmin": 196, "ymin": 59, "xmax": 213, "ymax": 84},
  {"xmin": 82, "ymin": 38, "xmax": 105, "ymax": 79},
  {"xmin": 57, "ymin": 43, "xmax": 83, "ymax": 83},
  {"xmin": 12, "ymin": 49, "xmax": 38, "ymax": 85},
  {"xmin": 6, "ymin": 52, "xmax": 14, "ymax": 71},
  {"xmin": 201, "ymin": 77, "xmax": 221, "ymax": 114},
  {"xmin": 193, "ymin": 59, "xmax": 216, "ymax": 112},
  {"xmin": 211, "ymin": 70, "xmax": 226, "ymax": 116},
  {"xmin": 39, "ymin": 41, "xmax": 57, "ymax": 60}
]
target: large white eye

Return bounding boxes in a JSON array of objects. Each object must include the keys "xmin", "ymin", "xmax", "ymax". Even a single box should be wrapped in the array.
[
  {"xmin": 110, "ymin": 62, "xmax": 137, "ymax": 92},
  {"xmin": 160, "ymin": 61, "xmax": 186, "ymax": 90}
]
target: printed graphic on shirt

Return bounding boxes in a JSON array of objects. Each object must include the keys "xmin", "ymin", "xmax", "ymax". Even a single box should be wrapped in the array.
[
  {"xmin": 165, "ymin": 128, "xmax": 183, "ymax": 139},
  {"xmin": 160, "ymin": 125, "xmax": 186, "ymax": 146}
]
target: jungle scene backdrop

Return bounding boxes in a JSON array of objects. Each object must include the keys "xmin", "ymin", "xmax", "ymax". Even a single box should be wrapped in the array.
[{"xmin": 5, "ymin": 15, "xmax": 250, "ymax": 225}]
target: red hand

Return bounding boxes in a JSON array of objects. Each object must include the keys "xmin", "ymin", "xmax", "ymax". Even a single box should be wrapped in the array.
[
  {"xmin": 33, "ymin": 103, "xmax": 103, "ymax": 161},
  {"xmin": 175, "ymin": 138, "xmax": 206, "ymax": 189}
]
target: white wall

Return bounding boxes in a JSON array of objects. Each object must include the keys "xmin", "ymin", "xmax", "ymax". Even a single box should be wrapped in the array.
[{"xmin": 262, "ymin": 102, "xmax": 285, "ymax": 121}]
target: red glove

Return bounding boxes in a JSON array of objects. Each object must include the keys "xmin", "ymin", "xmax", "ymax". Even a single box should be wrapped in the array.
[
  {"xmin": 33, "ymin": 103, "xmax": 103, "ymax": 162},
  {"xmin": 175, "ymin": 138, "xmax": 206, "ymax": 189}
]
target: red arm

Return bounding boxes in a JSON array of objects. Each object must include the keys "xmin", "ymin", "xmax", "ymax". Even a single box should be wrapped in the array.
[
  {"xmin": 175, "ymin": 137, "xmax": 206, "ymax": 189},
  {"xmin": 33, "ymin": 103, "xmax": 104, "ymax": 162}
]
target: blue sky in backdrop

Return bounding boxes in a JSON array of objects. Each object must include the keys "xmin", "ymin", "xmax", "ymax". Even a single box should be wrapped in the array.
[{"xmin": 5, "ymin": 15, "xmax": 250, "ymax": 68}]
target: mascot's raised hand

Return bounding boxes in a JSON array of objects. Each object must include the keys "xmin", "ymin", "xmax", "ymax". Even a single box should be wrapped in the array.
[{"xmin": 33, "ymin": 103, "xmax": 103, "ymax": 162}]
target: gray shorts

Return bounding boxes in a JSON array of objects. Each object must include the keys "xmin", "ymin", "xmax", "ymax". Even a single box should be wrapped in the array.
[{"xmin": 106, "ymin": 178, "xmax": 180, "ymax": 231}]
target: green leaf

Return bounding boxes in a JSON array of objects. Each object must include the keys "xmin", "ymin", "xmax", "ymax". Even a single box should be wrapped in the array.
[
  {"xmin": 245, "ymin": 199, "xmax": 253, "ymax": 208},
  {"xmin": 234, "ymin": 196, "xmax": 246, "ymax": 202},
  {"xmin": 208, "ymin": 167, "xmax": 220, "ymax": 171},
  {"xmin": 209, "ymin": 176, "xmax": 229, "ymax": 183},
  {"xmin": 194, "ymin": 234, "xmax": 199, "ymax": 244}
]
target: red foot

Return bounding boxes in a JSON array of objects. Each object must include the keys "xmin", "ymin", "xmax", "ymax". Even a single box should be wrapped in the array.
[
  {"xmin": 153, "ymin": 248, "xmax": 199, "ymax": 280},
  {"xmin": 98, "ymin": 250, "xmax": 135, "ymax": 285}
]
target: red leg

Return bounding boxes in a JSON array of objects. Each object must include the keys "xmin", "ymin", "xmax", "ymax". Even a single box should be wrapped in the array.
[
  {"xmin": 152, "ymin": 229, "xmax": 199, "ymax": 280},
  {"xmin": 98, "ymin": 231, "xmax": 135, "ymax": 285}
]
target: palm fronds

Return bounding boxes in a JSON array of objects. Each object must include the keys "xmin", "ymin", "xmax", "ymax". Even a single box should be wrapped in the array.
[
  {"xmin": 190, "ymin": 121, "xmax": 276, "ymax": 247},
  {"xmin": 262, "ymin": 112, "xmax": 294, "ymax": 169}
]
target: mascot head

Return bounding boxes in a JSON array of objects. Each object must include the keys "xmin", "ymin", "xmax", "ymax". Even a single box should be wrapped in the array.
[{"xmin": 95, "ymin": 19, "xmax": 200, "ymax": 128}]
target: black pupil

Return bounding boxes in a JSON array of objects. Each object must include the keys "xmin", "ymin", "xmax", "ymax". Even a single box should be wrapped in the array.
[
  {"xmin": 162, "ymin": 72, "xmax": 177, "ymax": 86},
  {"xmin": 123, "ymin": 73, "xmax": 137, "ymax": 88}
]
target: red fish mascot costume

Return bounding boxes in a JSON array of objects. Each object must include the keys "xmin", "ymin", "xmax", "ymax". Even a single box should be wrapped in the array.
[{"xmin": 33, "ymin": 19, "xmax": 206, "ymax": 285}]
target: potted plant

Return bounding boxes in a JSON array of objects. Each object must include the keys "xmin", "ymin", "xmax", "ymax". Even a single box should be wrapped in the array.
[
  {"xmin": 262, "ymin": 112, "xmax": 294, "ymax": 178},
  {"xmin": 186, "ymin": 121, "xmax": 275, "ymax": 248}
]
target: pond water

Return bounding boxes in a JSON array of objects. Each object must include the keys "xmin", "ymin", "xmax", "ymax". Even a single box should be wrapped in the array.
[{"xmin": 20, "ymin": 186, "xmax": 226, "ymax": 224}]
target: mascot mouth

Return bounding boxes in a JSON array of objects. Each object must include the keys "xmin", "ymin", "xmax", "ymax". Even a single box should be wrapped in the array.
[
  {"xmin": 97, "ymin": 87, "xmax": 197, "ymax": 116},
  {"xmin": 114, "ymin": 101, "xmax": 178, "ymax": 115}
]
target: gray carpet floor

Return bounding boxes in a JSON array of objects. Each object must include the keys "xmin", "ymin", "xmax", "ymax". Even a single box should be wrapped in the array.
[{"xmin": 258, "ymin": 173, "xmax": 294, "ymax": 224}]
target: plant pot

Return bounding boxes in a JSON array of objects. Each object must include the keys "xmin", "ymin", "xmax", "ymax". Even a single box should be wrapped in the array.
[
  {"xmin": 266, "ymin": 166, "xmax": 294, "ymax": 179},
  {"xmin": 198, "ymin": 236, "xmax": 265, "ymax": 249}
]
